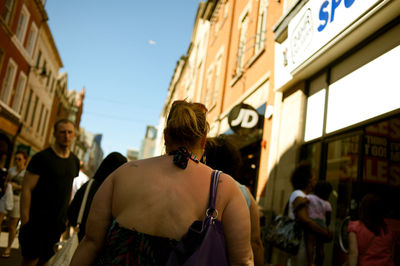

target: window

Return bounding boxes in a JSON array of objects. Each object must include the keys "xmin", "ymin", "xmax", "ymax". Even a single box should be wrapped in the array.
[
  {"xmin": 23, "ymin": 89, "xmax": 33, "ymax": 121},
  {"xmin": 204, "ymin": 68, "xmax": 213, "ymax": 107},
  {"xmin": 12, "ymin": 71, "xmax": 27, "ymax": 113},
  {"xmin": 1, "ymin": 0, "xmax": 15, "ymax": 25},
  {"xmin": 50, "ymin": 77, "xmax": 55, "ymax": 93},
  {"xmin": 46, "ymin": 70, "xmax": 51, "ymax": 87},
  {"xmin": 36, "ymin": 104, "xmax": 44, "ymax": 133},
  {"xmin": 30, "ymin": 95, "xmax": 38, "ymax": 127},
  {"xmin": 25, "ymin": 22, "xmax": 38, "ymax": 56},
  {"xmin": 15, "ymin": 5, "xmax": 30, "ymax": 44},
  {"xmin": 255, "ymin": 0, "xmax": 267, "ymax": 54},
  {"xmin": 0, "ymin": 58, "xmax": 17, "ymax": 105},
  {"xmin": 41, "ymin": 109, "xmax": 48, "ymax": 136},
  {"xmin": 212, "ymin": 56, "xmax": 223, "ymax": 107},
  {"xmin": 236, "ymin": 14, "xmax": 249, "ymax": 75},
  {"xmin": 35, "ymin": 50, "xmax": 42, "ymax": 68}
]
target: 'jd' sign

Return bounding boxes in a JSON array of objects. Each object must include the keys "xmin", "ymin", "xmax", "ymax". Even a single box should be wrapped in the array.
[
  {"xmin": 318, "ymin": 0, "xmax": 356, "ymax": 32},
  {"xmin": 228, "ymin": 103, "xmax": 261, "ymax": 135}
]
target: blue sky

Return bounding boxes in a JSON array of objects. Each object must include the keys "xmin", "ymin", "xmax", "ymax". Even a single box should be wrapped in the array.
[{"xmin": 46, "ymin": 0, "xmax": 201, "ymax": 157}]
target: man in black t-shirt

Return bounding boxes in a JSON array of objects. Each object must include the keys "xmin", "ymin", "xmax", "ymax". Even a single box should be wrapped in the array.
[{"xmin": 19, "ymin": 119, "xmax": 80, "ymax": 265}]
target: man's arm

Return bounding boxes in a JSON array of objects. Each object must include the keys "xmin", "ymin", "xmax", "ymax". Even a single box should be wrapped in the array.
[{"xmin": 20, "ymin": 171, "xmax": 40, "ymax": 225}]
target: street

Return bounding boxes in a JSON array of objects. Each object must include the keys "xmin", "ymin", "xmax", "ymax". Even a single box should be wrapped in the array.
[{"xmin": 0, "ymin": 232, "xmax": 21, "ymax": 265}]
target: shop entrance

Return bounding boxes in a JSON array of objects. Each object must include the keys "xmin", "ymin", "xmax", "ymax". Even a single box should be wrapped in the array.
[{"xmin": 301, "ymin": 115, "xmax": 400, "ymax": 265}]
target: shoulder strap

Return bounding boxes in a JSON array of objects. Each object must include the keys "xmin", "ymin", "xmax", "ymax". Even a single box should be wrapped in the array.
[
  {"xmin": 77, "ymin": 179, "xmax": 94, "ymax": 226},
  {"xmin": 207, "ymin": 170, "xmax": 222, "ymax": 214}
]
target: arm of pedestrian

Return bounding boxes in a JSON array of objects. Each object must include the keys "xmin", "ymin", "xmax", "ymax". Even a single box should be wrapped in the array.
[
  {"xmin": 249, "ymin": 194, "xmax": 264, "ymax": 266},
  {"xmin": 348, "ymin": 232, "xmax": 358, "ymax": 266},
  {"xmin": 70, "ymin": 174, "xmax": 114, "ymax": 265},
  {"xmin": 20, "ymin": 170, "xmax": 39, "ymax": 225},
  {"xmin": 295, "ymin": 198, "xmax": 331, "ymax": 240},
  {"xmin": 221, "ymin": 174, "xmax": 254, "ymax": 266}
]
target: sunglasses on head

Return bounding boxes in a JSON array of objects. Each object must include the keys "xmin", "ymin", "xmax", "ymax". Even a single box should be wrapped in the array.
[{"xmin": 172, "ymin": 100, "xmax": 208, "ymax": 113}]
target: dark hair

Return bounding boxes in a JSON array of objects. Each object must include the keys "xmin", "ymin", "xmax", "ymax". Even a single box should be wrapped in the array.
[
  {"xmin": 15, "ymin": 150, "xmax": 28, "ymax": 160},
  {"xmin": 359, "ymin": 193, "xmax": 387, "ymax": 236},
  {"xmin": 204, "ymin": 135, "xmax": 242, "ymax": 178},
  {"xmin": 290, "ymin": 161, "xmax": 313, "ymax": 190},
  {"xmin": 93, "ymin": 152, "xmax": 127, "ymax": 183},
  {"xmin": 54, "ymin": 118, "xmax": 75, "ymax": 132},
  {"xmin": 164, "ymin": 100, "xmax": 209, "ymax": 149},
  {"xmin": 314, "ymin": 181, "xmax": 332, "ymax": 201}
]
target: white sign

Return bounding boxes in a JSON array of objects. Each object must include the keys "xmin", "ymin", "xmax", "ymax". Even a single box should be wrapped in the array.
[{"xmin": 288, "ymin": 0, "xmax": 381, "ymax": 72}]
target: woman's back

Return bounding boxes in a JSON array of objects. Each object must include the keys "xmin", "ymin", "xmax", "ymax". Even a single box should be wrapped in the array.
[
  {"xmin": 112, "ymin": 155, "xmax": 233, "ymax": 240},
  {"xmin": 348, "ymin": 220, "xmax": 394, "ymax": 266}
]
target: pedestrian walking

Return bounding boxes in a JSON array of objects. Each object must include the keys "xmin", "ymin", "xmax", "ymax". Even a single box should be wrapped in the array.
[
  {"xmin": 0, "ymin": 150, "xmax": 28, "ymax": 258},
  {"xmin": 71, "ymin": 161, "xmax": 89, "ymax": 200},
  {"xmin": 70, "ymin": 100, "xmax": 253, "ymax": 265},
  {"xmin": 305, "ymin": 180, "xmax": 333, "ymax": 266},
  {"xmin": 204, "ymin": 135, "xmax": 264, "ymax": 266},
  {"xmin": 68, "ymin": 152, "xmax": 127, "ymax": 241},
  {"xmin": 19, "ymin": 118, "xmax": 80, "ymax": 266},
  {"xmin": 348, "ymin": 193, "xmax": 399, "ymax": 266},
  {"xmin": 287, "ymin": 162, "xmax": 332, "ymax": 266}
]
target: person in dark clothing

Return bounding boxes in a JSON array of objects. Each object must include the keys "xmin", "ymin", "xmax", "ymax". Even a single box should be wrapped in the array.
[
  {"xmin": 19, "ymin": 119, "xmax": 80, "ymax": 266},
  {"xmin": 68, "ymin": 152, "xmax": 127, "ymax": 241},
  {"xmin": 204, "ymin": 135, "xmax": 264, "ymax": 266}
]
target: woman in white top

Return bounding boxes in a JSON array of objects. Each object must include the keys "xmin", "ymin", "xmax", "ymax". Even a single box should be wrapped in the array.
[
  {"xmin": 288, "ymin": 162, "xmax": 332, "ymax": 266},
  {"xmin": 0, "ymin": 150, "xmax": 28, "ymax": 258}
]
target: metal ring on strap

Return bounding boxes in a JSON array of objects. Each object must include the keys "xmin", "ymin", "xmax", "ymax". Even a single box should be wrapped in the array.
[{"xmin": 206, "ymin": 208, "xmax": 218, "ymax": 220}]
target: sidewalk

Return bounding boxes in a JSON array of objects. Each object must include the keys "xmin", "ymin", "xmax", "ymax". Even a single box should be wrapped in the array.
[{"xmin": 0, "ymin": 232, "xmax": 21, "ymax": 265}]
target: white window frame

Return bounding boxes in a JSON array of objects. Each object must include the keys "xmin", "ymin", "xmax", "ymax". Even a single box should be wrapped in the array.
[
  {"xmin": 0, "ymin": 58, "xmax": 18, "ymax": 105},
  {"xmin": 25, "ymin": 22, "xmax": 38, "ymax": 56},
  {"xmin": 15, "ymin": 5, "xmax": 30, "ymax": 44},
  {"xmin": 236, "ymin": 14, "xmax": 249, "ymax": 75},
  {"xmin": 204, "ymin": 66, "xmax": 213, "ymax": 107},
  {"xmin": 255, "ymin": 0, "xmax": 268, "ymax": 54},
  {"xmin": 212, "ymin": 54, "xmax": 223, "ymax": 108},
  {"xmin": 12, "ymin": 71, "xmax": 27, "ymax": 113}
]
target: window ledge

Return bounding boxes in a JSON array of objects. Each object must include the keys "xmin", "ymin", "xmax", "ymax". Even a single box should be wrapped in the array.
[
  {"xmin": 246, "ymin": 47, "xmax": 265, "ymax": 68},
  {"xmin": 230, "ymin": 72, "xmax": 243, "ymax": 87}
]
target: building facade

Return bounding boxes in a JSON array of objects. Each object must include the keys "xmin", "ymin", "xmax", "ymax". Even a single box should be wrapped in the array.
[
  {"xmin": 0, "ymin": 0, "xmax": 47, "ymax": 166},
  {"xmin": 17, "ymin": 21, "xmax": 62, "ymax": 156},
  {"xmin": 264, "ymin": 0, "xmax": 400, "ymax": 264}
]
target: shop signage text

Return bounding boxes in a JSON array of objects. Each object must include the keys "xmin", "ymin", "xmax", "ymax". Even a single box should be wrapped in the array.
[
  {"xmin": 318, "ymin": 0, "xmax": 356, "ymax": 32},
  {"xmin": 287, "ymin": 0, "xmax": 380, "ymax": 72},
  {"xmin": 228, "ymin": 103, "xmax": 261, "ymax": 136}
]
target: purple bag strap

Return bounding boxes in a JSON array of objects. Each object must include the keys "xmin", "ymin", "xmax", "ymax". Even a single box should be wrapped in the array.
[{"xmin": 207, "ymin": 170, "xmax": 222, "ymax": 217}]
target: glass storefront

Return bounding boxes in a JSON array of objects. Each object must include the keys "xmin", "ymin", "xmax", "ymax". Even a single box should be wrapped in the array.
[{"xmin": 301, "ymin": 115, "xmax": 400, "ymax": 265}]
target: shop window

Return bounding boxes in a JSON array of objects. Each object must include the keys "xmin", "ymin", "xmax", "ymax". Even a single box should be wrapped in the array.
[
  {"xmin": 15, "ymin": 5, "xmax": 30, "ymax": 44},
  {"xmin": 25, "ymin": 22, "xmax": 38, "ymax": 56},
  {"xmin": 255, "ymin": 0, "xmax": 267, "ymax": 54},
  {"xmin": 0, "ymin": 58, "xmax": 17, "ymax": 105},
  {"xmin": 12, "ymin": 71, "xmax": 27, "ymax": 113},
  {"xmin": 1, "ymin": 0, "xmax": 15, "ymax": 25}
]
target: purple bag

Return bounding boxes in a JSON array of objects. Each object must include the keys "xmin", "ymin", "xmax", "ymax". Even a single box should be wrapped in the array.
[{"xmin": 166, "ymin": 170, "xmax": 228, "ymax": 266}]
